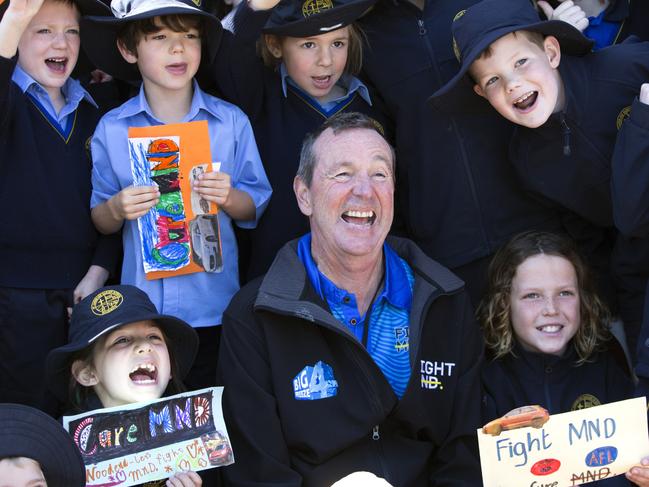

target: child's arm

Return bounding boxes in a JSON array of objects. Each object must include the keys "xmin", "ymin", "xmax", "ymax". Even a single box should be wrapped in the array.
[
  {"xmin": 626, "ymin": 458, "xmax": 649, "ymax": 486},
  {"xmin": 91, "ymin": 185, "xmax": 160, "ymax": 234},
  {"xmin": 166, "ymin": 471, "xmax": 202, "ymax": 487},
  {"xmin": 536, "ymin": 0, "xmax": 589, "ymax": 32},
  {"xmin": 193, "ymin": 169, "xmax": 255, "ymax": 221},
  {"xmin": 0, "ymin": 0, "xmax": 45, "ymax": 59}
]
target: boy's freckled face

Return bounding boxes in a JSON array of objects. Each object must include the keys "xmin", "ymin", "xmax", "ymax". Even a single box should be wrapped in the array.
[
  {"xmin": 0, "ymin": 457, "xmax": 47, "ymax": 487},
  {"xmin": 267, "ymin": 26, "xmax": 350, "ymax": 104},
  {"xmin": 86, "ymin": 320, "xmax": 172, "ymax": 408},
  {"xmin": 17, "ymin": 0, "xmax": 81, "ymax": 101},
  {"xmin": 470, "ymin": 32, "xmax": 563, "ymax": 128},
  {"xmin": 121, "ymin": 17, "xmax": 201, "ymax": 96}
]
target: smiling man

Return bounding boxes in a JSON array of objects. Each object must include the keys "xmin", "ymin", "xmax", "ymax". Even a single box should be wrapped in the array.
[{"xmin": 217, "ymin": 112, "xmax": 484, "ymax": 486}]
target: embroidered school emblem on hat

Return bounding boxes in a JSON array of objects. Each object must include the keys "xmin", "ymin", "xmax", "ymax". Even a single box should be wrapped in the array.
[
  {"xmin": 571, "ymin": 394, "xmax": 601, "ymax": 411},
  {"xmin": 293, "ymin": 361, "xmax": 339, "ymax": 400},
  {"xmin": 90, "ymin": 289, "xmax": 124, "ymax": 316},
  {"xmin": 453, "ymin": 9, "xmax": 466, "ymax": 22},
  {"xmin": 302, "ymin": 0, "xmax": 333, "ymax": 17},
  {"xmin": 616, "ymin": 106, "xmax": 631, "ymax": 130}
]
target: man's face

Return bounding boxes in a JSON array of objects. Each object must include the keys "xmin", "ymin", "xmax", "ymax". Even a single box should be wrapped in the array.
[
  {"xmin": 470, "ymin": 32, "xmax": 563, "ymax": 128},
  {"xmin": 17, "ymin": 0, "xmax": 81, "ymax": 102},
  {"xmin": 294, "ymin": 127, "xmax": 394, "ymax": 265}
]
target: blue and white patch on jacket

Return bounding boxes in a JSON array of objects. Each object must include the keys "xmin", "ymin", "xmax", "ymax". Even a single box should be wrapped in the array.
[{"xmin": 293, "ymin": 361, "xmax": 339, "ymax": 400}]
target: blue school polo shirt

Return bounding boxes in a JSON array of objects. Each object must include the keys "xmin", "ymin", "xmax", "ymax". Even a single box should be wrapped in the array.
[
  {"xmin": 12, "ymin": 64, "xmax": 96, "ymax": 140},
  {"xmin": 297, "ymin": 233, "xmax": 414, "ymax": 397},
  {"xmin": 90, "ymin": 80, "xmax": 271, "ymax": 327}
]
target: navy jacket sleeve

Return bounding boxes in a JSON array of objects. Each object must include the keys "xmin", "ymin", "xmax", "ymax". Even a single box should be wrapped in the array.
[
  {"xmin": 612, "ymin": 97, "xmax": 649, "ymax": 237},
  {"xmin": 0, "ymin": 56, "xmax": 17, "ymax": 136},
  {"xmin": 211, "ymin": 3, "xmax": 272, "ymax": 121}
]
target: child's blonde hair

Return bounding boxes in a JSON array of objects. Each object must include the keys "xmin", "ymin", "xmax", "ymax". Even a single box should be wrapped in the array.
[
  {"xmin": 258, "ymin": 23, "xmax": 365, "ymax": 76},
  {"xmin": 477, "ymin": 231, "xmax": 611, "ymax": 364}
]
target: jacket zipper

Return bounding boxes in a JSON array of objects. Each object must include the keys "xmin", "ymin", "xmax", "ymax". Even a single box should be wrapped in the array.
[{"xmin": 560, "ymin": 112, "xmax": 572, "ymax": 156}]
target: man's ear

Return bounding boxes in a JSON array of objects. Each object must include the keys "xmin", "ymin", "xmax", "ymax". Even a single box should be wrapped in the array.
[
  {"xmin": 293, "ymin": 176, "xmax": 313, "ymax": 217},
  {"xmin": 264, "ymin": 35, "xmax": 283, "ymax": 59},
  {"xmin": 544, "ymin": 35, "xmax": 561, "ymax": 69},
  {"xmin": 117, "ymin": 39, "xmax": 138, "ymax": 65},
  {"xmin": 71, "ymin": 360, "xmax": 99, "ymax": 387},
  {"xmin": 473, "ymin": 83, "xmax": 485, "ymax": 98}
]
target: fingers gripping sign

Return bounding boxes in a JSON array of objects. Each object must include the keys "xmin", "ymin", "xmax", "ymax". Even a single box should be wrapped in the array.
[{"xmin": 537, "ymin": 0, "xmax": 589, "ymax": 32}]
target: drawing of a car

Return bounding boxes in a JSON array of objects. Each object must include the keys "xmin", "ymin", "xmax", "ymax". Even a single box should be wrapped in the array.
[
  {"xmin": 189, "ymin": 165, "xmax": 210, "ymax": 215},
  {"xmin": 201, "ymin": 432, "xmax": 233, "ymax": 466},
  {"xmin": 482, "ymin": 405, "xmax": 549, "ymax": 436},
  {"xmin": 189, "ymin": 214, "xmax": 223, "ymax": 273}
]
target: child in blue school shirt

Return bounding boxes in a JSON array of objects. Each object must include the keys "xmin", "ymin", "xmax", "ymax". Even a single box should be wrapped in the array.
[{"xmin": 82, "ymin": 0, "xmax": 271, "ymax": 390}]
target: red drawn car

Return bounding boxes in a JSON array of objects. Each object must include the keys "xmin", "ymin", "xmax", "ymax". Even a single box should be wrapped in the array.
[{"xmin": 482, "ymin": 405, "xmax": 550, "ymax": 436}]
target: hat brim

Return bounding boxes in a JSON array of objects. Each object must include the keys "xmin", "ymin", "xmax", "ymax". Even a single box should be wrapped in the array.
[
  {"xmin": 428, "ymin": 20, "xmax": 593, "ymax": 115},
  {"xmin": 263, "ymin": 0, "xmax": 376, "ymax": 37},
  {"xmin": 46, "ymin": 313, "xmax": 199, "ymax": 403},
  {"xmin": 81, "ymin": 8, "xmax": 222, "ymax": 81},
  {"xmin": 0, "ymin": 404, "xmax": 86, "ymax": 487}
]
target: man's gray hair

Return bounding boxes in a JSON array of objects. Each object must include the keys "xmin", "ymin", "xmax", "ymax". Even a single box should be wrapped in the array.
[{"xmin": 296, "ymin": 112, "xmax": 395, "ymax": 187}]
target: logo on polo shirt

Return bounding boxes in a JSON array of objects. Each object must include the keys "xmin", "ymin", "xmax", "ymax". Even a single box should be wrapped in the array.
[
  {"xmin": 394, "ymin": 326, "xmax": 409, "ymax": 352},
  {"xmin": 302, "ymin": 0, "xmax": 333, "ymax": 17},
  {"xmin": 293, "ymin": 360, "xmax": 339, "ymax": 400},
  {"xmin": 420, "ymin": 359, "xmax": 455, "ymax": 390},
  {"xmin": 616, "ymin": 106, "xmax": 631, "ymax": 130},
  {"xmin": 90, "ymin": 290, "xmax": 124, "ymax": 316},
  {"xmin": 572, "ymin": 394, "xmax": 601, "ymax": 411}
]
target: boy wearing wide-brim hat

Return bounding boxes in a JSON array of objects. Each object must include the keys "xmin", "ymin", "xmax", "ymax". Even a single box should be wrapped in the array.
[
  {"xmin": 210, "ymin": 0, "xmax": 389, "ymax": 283},
  {"xmin": 82, "ymin": 0, "xmax": 271, "ymax": 390},
  {"xmin": 0, "ymin": 403, "xmax": 86, "ymax": 487},
  {"xmin": 430, "ymin": 0, "xmax": 649, "ymax": 460}
]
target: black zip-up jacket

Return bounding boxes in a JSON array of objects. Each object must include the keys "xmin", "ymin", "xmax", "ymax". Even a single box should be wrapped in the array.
[
  {"xmin": 211, "ymin": 5, "xmax": 390, "ymax": 282},
  {"xmin": 217, "ymin": 237, "xmax": 483, "ymax": 486},
  {"xmin": 357, "ymin": 0, "xmax": 563, "ymax": 271},
  {"xmin": 482, "ymin": 342, "xmax": 636, "ymax": 486}
]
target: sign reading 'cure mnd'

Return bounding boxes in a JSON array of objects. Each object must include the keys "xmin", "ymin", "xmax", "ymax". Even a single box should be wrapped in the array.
[{"xmin": 478, "ymin": 397, "xmax": 649, "ymax": 487}]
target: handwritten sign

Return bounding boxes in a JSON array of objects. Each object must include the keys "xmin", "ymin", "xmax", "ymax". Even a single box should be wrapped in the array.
[
  {"xmin": 478, "ymin": 397, "xmax": 649, "ymax": 487},
  {"xmin": 63, "ymin": 387, "xmax": 233, "ymax": 486}
]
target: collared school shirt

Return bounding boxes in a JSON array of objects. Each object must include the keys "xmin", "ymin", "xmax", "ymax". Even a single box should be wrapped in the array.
[
  {"xmin": 297, "ymin": 233, "xmax": 414, "ymax": 397},
  {"xmin": 279, "ymin": 63, "xmax": 372, "ymax": 113},
  {"xmin": 12, "ymin": 63, "xmax": 96, "ymax": 139},
  {"xmin": 90, "ymin": 80, "xmax": 271, "ymax": 327}
]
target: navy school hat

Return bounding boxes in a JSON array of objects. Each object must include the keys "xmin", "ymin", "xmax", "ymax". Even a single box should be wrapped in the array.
[
  {"xmin": 0, "ymin": 403, "xmax": 86, "ymax": 487},
  {"xmin": 263, "ymin": 0, "xmax": 376, "ymax": 37},
  {"xmin": 46, "ymin": 284, "xmax": 199, "ymax": 403},
  {"xmin": 428, "ymin": 0, "xmax": 593, "ymax": 114},
  {"xmin": 81, "ymin": 0, "xmax": 223, "ymax": 81}
]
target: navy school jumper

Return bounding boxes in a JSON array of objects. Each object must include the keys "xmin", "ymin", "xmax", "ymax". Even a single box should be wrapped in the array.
[{"xmin": 211, "ymin": 4, "xmax": 391, "ymax": 282}]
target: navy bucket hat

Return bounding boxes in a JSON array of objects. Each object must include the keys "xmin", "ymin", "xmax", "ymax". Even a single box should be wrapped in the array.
[
  {"xmin": 428, "ymin": 0, "xmax": 593, "ymax": 113},
  {"xmin": 81, "ymin": 0, "xmax": 223, "ymax": 81},
  {"xmin": 46, "ymin": 285, "xmax": 199, "ymax": 403},
  {"xmin": 263, "ymin": 0, "xmax": 376, "ymax": 37},
  {"xmin": 0, "ymin": 403, "xmax": 86, "ymax": 487}
]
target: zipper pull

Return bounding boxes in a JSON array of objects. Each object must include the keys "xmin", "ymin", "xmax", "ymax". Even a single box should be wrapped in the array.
[
  {"xmin": 560, "ymin": 112, "xmax": 571, "ymax": 156},
  {"xmin": 372, "ymin": 425, "xmax": 380, "ymax": 440},
  {"xmin": 418, "ymin": 19, "xmax": 426, "ymax": 35}
]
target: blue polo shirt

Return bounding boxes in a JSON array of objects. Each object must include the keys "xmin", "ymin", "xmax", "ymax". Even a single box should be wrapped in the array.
[
  {"xmin": 297, "ymin": 233, "xmax": 414, "ymax": 397},
  {"xmin": 12, "ymin": 64, "xmax": 96, "ymax": 141},
  {"xmin": 90, "ymin": 80, "xmax": 271, "ymax": 327},
  {"xmin": 584, "ymin": 10, "xmax": 620, "ymax": 50}
]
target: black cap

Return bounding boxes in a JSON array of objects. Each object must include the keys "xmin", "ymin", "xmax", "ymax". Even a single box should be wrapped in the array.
[
  {"xmin": 46, "ymin": 285, "xmax": 199, "ymax": 403},
  {"xmin": 263, "ymin": 0, "xmax": 375, "ymax": 37},
  {"xmin": 81, "ymin": 0, "xmax": 222, "ymax": 81},
  {"xmin": 428, "ymin": 0, "xmax": 593, "ymax": 113},
  {"xmin": 0, "ymin": 403, "xmax": 86, "ymax": 487}
]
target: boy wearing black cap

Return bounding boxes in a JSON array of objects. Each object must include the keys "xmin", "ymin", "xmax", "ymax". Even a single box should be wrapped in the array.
[
  {"xmin": 211, "ymin": 0, "xmax": 388, "ymax": 282},
  {"xmin": 430, "ymin": 0, "xmax": 649, "ymax": 366},
  {"xmin": 0, "ymin": 403, "xmax": 86, "ymax": 487},
  {"xmin": 82, "ymin": 0, "xmax": 271, "ymax": 390},
  {"xmin": 0, "ymin": 0, "xmax": 119, "ymax": 416}
]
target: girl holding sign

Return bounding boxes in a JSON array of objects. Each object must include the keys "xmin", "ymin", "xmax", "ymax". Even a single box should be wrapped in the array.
[
  {"xmin": 46, "ymin": 285, "xmax": 204, "ymax": 486},
  {"xmin": 478, "ymin": 231, "xmax": 649, "ymax": 485}
]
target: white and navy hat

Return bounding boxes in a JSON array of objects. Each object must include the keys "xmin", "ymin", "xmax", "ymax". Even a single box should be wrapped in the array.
[
  {"xmin": 0, "ymin": 403, "xmax": 86, "ymax": 487},
  {"xmin": 46, "ymin": 285, "xmax": 199, "ymax": 403},
  {"xmin": 81, "ymin": 0, "xmax": 222, "ymax": 81},
  {"xmin": 263, "ymin": 0, "xmax": 376, "ymax": 37},
  {"xmin": 428, "ymin": 0, "xmax": 592, "ymax": 114}
]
